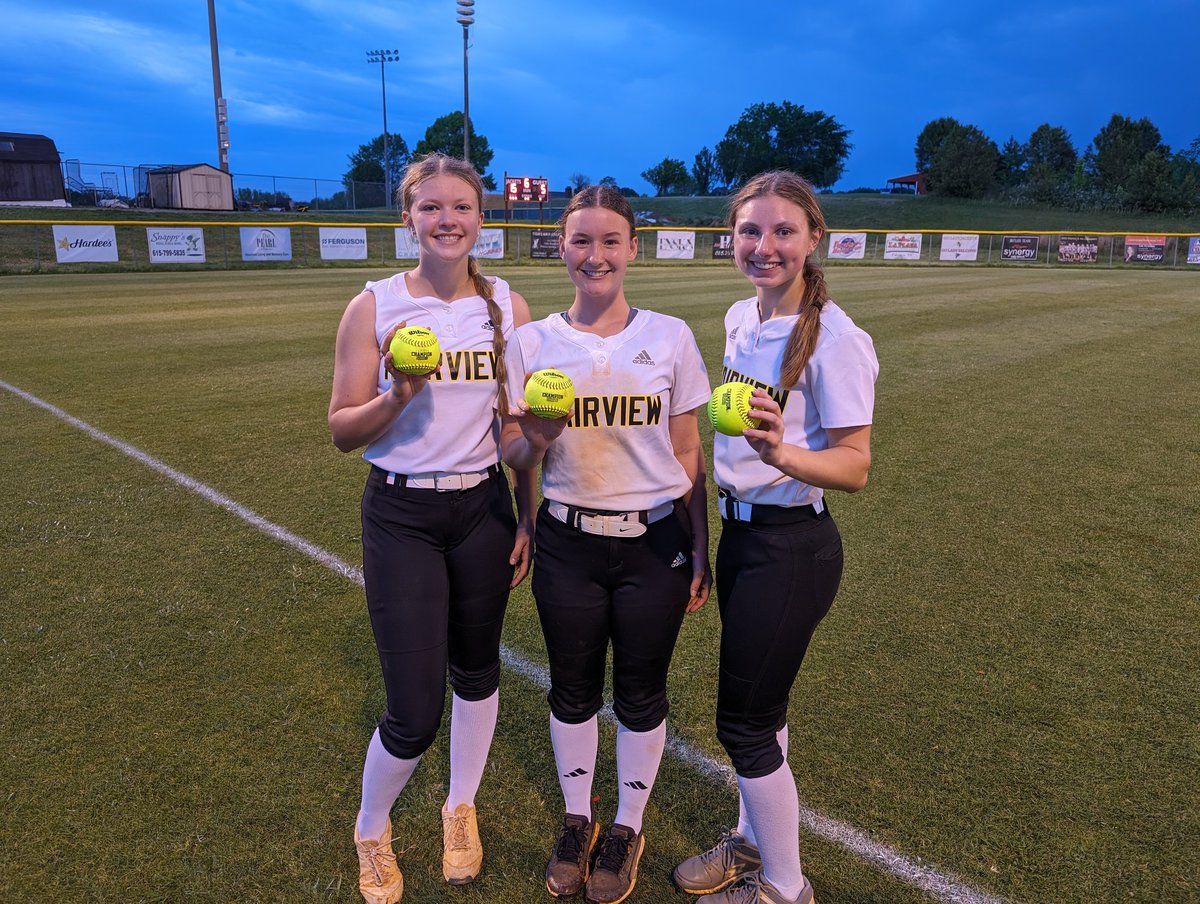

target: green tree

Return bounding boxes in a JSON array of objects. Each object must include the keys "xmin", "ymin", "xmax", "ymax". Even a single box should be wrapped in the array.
[
  {"xmin": 598, "ymin": 175, "xmax": 619, "ymax": 188},
  {"xmin": 998, "ymin": 136, "xmax": 1025, "ymax": 188},
  {"xmin": 915, "ymin": 117, "xmax": 962, "ymax": 173},
  {"xmin": 1024, "ymin": 124, "xmax": 1077, "ymax": 200},
  {"xmin": 570, "ymin": 173, "xmax": 592, "ymax": 191},
  {"xmin": 926, "ymin": 124, "xmax": 999, "ymax": 198},
  {"xmin": 692, "ymin": 147, "xmax": 717, "ymax": 195},
  {"xmin": 641, "ymin": 157, "xmax": 691, "ymax": 196},
  {"xmin": 718, "ymin": 101, "xmax": 850, "ymax": 188},
  {"xmin": 1087, "ymin": 114, "xmax": 1167, "ymax": 192},
  {"xmin": 343, "ymin": 132, "xmax": 410, "ymax": 199},
  {"xmin": 412, "ymin": 112, "xmax": 496, "ymax": 189}
]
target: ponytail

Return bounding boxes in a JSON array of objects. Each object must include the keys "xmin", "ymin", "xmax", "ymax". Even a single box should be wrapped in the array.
[
  {"xmin": 467, "ymin": 255, "xmax": 509, "ymax": 413},
  {"xmin": 778, "ymin": 260, "xmax": 827, "ymax": 388}
]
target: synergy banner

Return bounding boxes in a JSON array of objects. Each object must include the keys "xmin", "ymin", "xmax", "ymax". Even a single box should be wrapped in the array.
[
  {"xmin": 1001, "ymin": 235, "xmax": 1040, "ymax": 261},
  {"xmin": 473, "ymin": 228, "xmax": 505, "ymax": 259},
  {"xmin": 53, "ymin": 225, "xmax": 118, "ymax": 263},
  {"xmin": 146, "ymin": 227, "xmax": 205, "ymax": 264},
  {"xmin": 939, "ymin": 234, "xmax": 979, "ymax": 261},
  {"xmin": 711, "ymin": 233, "xmax": 734, "ymax": 259},
  {"xmin": 1188, "ymin": 237, "xmax": 1200, "ymax": 265},
  {"xmin": 240, "ymin": 227, "xmax": 292, "ymax": 261},
  {"xmin": 828, "ymin": 232, "xmax": 866, "ymax": 260},
  {"xmin": 1124, "ymin": 235, "xmax": 1165, "ymax": 263},
  {"xmin": 530, "ymin": 229, "xmax": 559, "ymax": 259},
  {"xmin": 883, "ymin": 232, "xmax": 922, "ymax": 260},
  {"xmin": 1058, "ymin": 235, "xmax": 1098, "ymax": 264},
  {"xmin": 657, "ymin": 231, "xmax": 696, "ymax": 260},
  {"xmin": 319, "ymin": 227, "xmax": 367, "ymax": 260}
]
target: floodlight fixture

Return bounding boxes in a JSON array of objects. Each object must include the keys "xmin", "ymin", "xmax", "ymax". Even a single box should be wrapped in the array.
[{"xmin": 366, "ymin": 49, "xmax": 402, "ymax": 208}]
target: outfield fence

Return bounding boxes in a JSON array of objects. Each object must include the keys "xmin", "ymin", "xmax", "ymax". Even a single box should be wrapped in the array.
[{"xmin": 2, "ymin": 219, "xmax": 1198, "ymax": 274}]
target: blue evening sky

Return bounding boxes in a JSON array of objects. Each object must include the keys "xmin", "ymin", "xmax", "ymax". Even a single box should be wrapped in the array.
[{"xmin": 2, "ymin": 0, "xmax": 1194, "ymax": 195}]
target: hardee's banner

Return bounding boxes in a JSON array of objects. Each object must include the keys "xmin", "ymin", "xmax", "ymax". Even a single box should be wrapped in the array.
[
  {"xmin": 473, "ymin": 229, "xmax": 505, "ymax": 260},
  {"xmin": 657, "ymin": 231, "xmax": 695, "ymax": 260},
  {"xmin": 883, "ymin": 232, "xmax": 921, "ymax": 260},
  {"xmin": 147, "ymin": 227, "xmax": 205, "ymax": 264},
  {"xmin": 712, "ymin": 233, "xmax": 734, "ymax": 259},
  {"xmin": 53, "ymin": 225, "xmax": 119, "ymax": 263},
  {"xmin": 1124, "ymin": 235, "xmax": 1164, "ymax": 263},
  {"xmin": 240, "ymin": 227, "xmax": 292, "ymax": 261},
  {"xmin": 319, "ymin": 227, "xmax": 368, "ymax": 260},
  {"xmin": 827, "ymin": 232, "xmax": 866, "ymax": 260},
  {"xmin": 939, "ymin": 234, "xmax": 978, "ymax": 261}
]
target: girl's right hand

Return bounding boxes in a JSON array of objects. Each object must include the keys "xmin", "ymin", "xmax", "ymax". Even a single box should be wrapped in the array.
[{"xmin": 381, "ymin": 321, "xmax": 438, "ymax": 407}]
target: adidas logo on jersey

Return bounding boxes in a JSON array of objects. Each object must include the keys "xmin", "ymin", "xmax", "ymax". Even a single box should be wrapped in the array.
[
  {"xmin": 728, "ymin": 327, "xmax": 739, "ymax": 341},
  {"xmin": 482, "ymin": 318, "xmax": 496, "ymax": 331},
  {"xmin": 632, "ymin": 349, "xmax": 654, "ymax": 366}
]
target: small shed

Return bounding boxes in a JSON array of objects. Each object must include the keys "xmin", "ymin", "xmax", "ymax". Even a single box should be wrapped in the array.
[
  {"xmin": 886, "ymin": 172, "xmax": 927, "ymax": 195},
  {"xmin": 148, "ymin": 163, "xmax": 233, "ymax": 210},
  {"xmin": 0, "ymin": 132, "xmax": 67, "ymax": 205}
]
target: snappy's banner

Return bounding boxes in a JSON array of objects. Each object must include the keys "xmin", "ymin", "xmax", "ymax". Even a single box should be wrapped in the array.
[
  {"xmin": 147, "ymin": 227, "xmax": 205, "ymax": 264},
  {"xmin": 939, "ymin": 234, "xmax": 979, "ymax": 261},
  {"xmin": 1124, "ymin": 235, "xmax": 1165, "ymax": 263},
  {"xmin": 657, "ymin": 231, "xmax": 695, "ymax": 260},
  {"xmin": 53, "ymin": 225, "xmax": 119, "ymax": 263},
  {"xmin": 828, "ymin": 232, "xmax": 866, "ymax": 260},
  {"xmin": 884, "ymin": 232, "xmax": 921, "ymax": 260},
  {"xmin": 1058, "ymin": 235, "xmax": 1098, "ymax": 264},
  {"xmin": 1001, "ymin": 235, "xmax": 1040, "ymax": 261},
  {"xmin": 319, "ymin": 227, "xmax": 367, "ymax": 260},
  {"xmin": 530, "ymin": 229, "xmax": 559, "ymax": 259},
  {"xmin": 473, "ymin": 229, "xmax": 505, "ymax": 260},
  {"xmin": 240, "ymin": 227, "xmax": 292, "ymax": 261}
]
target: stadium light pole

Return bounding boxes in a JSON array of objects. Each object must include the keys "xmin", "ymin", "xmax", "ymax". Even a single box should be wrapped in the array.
[
  {"xmin": 207, "ymin": 0, "xmax": 229, "ymax": 172},
  {"xmin": 366, "ymin": 49, "xmax": 400, "ymax": 209},
  {"xmin": 456, "ymin": 1, "xmax": 474, "ymax": 165}
]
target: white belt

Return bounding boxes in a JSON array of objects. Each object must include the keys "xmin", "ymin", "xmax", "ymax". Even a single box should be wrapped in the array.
[
  {"xmin": 717, "ymin": 491, "xmax": 823, "ymax": 521},
  {"xmin": 386, "ymin": 468, "xmax": 491, "ymax": 491},
  {"xmin": 547, "ymin": 500, "xmax": 675, "ymax": 538}
]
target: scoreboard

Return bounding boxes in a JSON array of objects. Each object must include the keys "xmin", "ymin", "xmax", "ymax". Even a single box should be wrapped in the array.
[{"xmin": 505, "ymin": 176, "xmax": 549, "ymax": 203}]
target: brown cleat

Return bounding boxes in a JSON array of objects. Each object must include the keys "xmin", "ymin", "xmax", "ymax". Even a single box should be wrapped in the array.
[
  {"xmin": 441, "ymin": 802, "xmax": 484, "ymax": 885},
  {"xmin": 584, "ymin": 823, "xmax": 645, "ymax": 904},
  {"xmin": 546, "ymin": 812, "xmax": 601, "ymax": 898},
  {"xmin": 354, "ymin": 818, "xmax": 404, "ymax": 904}
]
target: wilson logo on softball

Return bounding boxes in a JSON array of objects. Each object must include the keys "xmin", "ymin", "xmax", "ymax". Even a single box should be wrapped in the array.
[
  {"xmin": 389, "ymin": 326, "xmax": 441, "ymax": 375},
  {"xmin": 524, "ymin": 369, "xmax": 575, "ymax": 419},
  {"xmin": 708, "ymin": 381, "xmax": 761, "ymax": 436}
]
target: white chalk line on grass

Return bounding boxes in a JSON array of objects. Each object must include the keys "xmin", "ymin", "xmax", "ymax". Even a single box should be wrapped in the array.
[{"xmin": 3, "ymin": 378, "xmax": 1002, "ymax": 904}]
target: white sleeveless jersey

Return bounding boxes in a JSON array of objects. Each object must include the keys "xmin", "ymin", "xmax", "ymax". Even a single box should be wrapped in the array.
[
  {"xmin": 363, "ymin": 272, "xmax": 513, "ymax": 475},
  {"xmin": 713, "ymin": 297, "xmax": 878, "ymax": 509},
  {"xmin": 505, "ymin": 309, "xmax": 711, "ymax": 512}
]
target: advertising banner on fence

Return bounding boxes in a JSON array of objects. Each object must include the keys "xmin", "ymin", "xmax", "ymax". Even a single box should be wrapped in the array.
[
  {"xmin": 712, "ymin": 233, "xmax": 734, "ymax": 259},
  {"xmin": 394, "ymin": 229, "xmax": 419, "ymax": 259},
  {"xmin": 1124, "ymin": 235, "xmax": 1165, "ymax": 263},
  {"xmin": 473, "ymin": 228, "xmax": 505, "ymax": 259},
  {"xmin": 939, "ymin": 234, "xmax": 979, "ymax": 261},
  {"xmin": 657, "ymin": 231, "xmax": 695, "ymax": 260},
  {"xmin": 146, "ymin": 227, "xmax": 205, "ymax": 264},
  {"xmin": 1058, "ymin": 235, "xmax": 1098, "ymax": 263},
  {"xmin": 884, "ymin": 232, "xmax": 922, "ymax": 260},
  {"xmin": 319, "ymin": 227, "xmax": 367, "ymax": 260},
  {"xmin": 1189, "ymin": 237, "xmax": 1200, "ymax": 264},
  {"xmin": 53, "ymin": 225, "xmax": 118, "ymax": 263},
  {"xmin": 828, "ymin": 232, "xmax": 866, "ymax": 260},
  {"xmin": 240, "ymin": 227, "xmax": 292, "ymax": 261},
  {"xmin": 530, "ymin": 229, "xmax": 559, "ymax": 259},
  {"xmin": 1001, "ymin": 235, "xmax": 1040, "ymax": 261}
]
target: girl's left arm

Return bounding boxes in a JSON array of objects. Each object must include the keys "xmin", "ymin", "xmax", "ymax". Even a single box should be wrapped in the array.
[
  {"xmin": 506, "ymin": 289, "xmax": 537, "ymax": 587},
  {"xmin": 669, "ymin": 409, "xmax": 712, "ymax": 612}
]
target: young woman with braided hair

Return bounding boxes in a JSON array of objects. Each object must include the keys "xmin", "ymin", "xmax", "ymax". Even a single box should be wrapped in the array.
[
  {"xmin": 329, "ymin": 152, "xmax": 535, "ymax": 903},
  {"xmin": 673, "ymin": 171, "xmax": 878, "ymax": 904}
]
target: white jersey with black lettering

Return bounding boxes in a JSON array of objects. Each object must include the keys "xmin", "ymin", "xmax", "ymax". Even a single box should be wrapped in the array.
[
  {"xmin": 713, "ymin": 297, "xmax": 878, "ymax": 509},
  {"xmin": 506, "ymin": 309, "xmax": 711, "ymax": 512},
  {"xmin": 364, "ymin": 272, "xmax": 513, "ymax": 475}
]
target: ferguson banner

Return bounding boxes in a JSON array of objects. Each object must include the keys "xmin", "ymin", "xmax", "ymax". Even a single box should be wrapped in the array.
[
  {"xmin": 240, "ymin": 227, "xmax": 292, "ymax": 261},
  {"xmin": 53, "ymin": 225, "xmax": 119, "ymax": 263},
  {"xmin": 147, "ymin": 227, "xmax": 205, "ymax": 264},
  {"xmin": 319, "ymin": 227, "xmax": 368, "ymax": 260},
  {"xmin": 656, "ymin": 230, "xmax": 695, "ymax": 260}
]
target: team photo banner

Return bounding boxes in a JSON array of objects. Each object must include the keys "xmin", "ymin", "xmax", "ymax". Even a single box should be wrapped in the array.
[
  {"xmin": 1058, "ymin": 235, "xmax": 1098, "ymax": 264},
  {"xmin": 884, "ymin": 232, "xmax": 922, "ymax": 260},
  {"xmin": 473, "ymin": 229, "xmax": 505, "ymax": 259},
  {"xmin": 319, "ymin": 227, "xmax": 367, "ymax": 260},
  {"xmin": 1001, "ymin": 235, "xmax": 1040, "ymax": 261},
  {"xmin": 530, "ymin": 229, "xmax": 559, "ymax": 259},
  {"xmin": 657, "ymin": 231, "xmax": 695, "ymax": 260},
  {"xmin": 53, "ymin": 225, "xmax": 118, "ymax": 263},
  {"xmin": 146, "ymin": 227, "xmax": 205, "ymax": 264},
  {"xmin": 240, "ymin": 227, "xmax": 292, "ymax": 261},
  {"xmin": 828, "ymin": 232, "xmax": 866, "ymax": 260},
  {"xmin": 939, "ymin": 234, "xmax": 979, "ymax": 261},
  {"xmin": 1124, "ymin": 235, "xmax": 1165, "ymax": 263}
]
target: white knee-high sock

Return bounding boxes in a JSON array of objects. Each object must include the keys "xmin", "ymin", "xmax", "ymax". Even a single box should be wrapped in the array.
[
  {"xmin": 738, "ymin": 759, "xmax": 805, "ymax": 899},
  {"xmin": 550, "ymin": 713, "xmax": 598, "ymax": 818},
  {"xmin": 357, "ymin": 729, "xmax": 422, "ymax": 841},
  {"xmin": 613, "ymin": 720, "xmax": 667, "ymax": 834},
  {"xmin": 446, "ymin": 690, "xmax": 499, "ymax": 810},
  {"xmin": 736, "ymin": 724, "xmax": 789, "ymax": 845}
]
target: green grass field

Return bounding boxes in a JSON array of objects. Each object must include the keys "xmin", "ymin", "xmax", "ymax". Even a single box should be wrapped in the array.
[{"xmin": 2, "ymin": 266, "xmax": 1197, "ymax": 903}]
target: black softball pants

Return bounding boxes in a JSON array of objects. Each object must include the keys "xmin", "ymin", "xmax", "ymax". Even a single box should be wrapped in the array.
[
  {"xmin": 715, "ymin": 508, "xmax": 843, "ymax": 777},
  {"xmin": 360, "ymin": 465, "xmax": 516, "ymax": 759}
]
